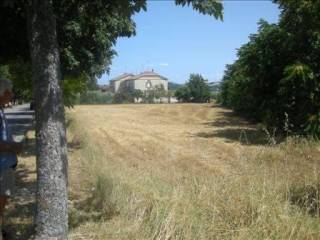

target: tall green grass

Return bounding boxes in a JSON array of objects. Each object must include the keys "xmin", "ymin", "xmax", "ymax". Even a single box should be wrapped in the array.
[{"xmin": 68, "ymin": 118, "xmax": 320, "ymax": 239}]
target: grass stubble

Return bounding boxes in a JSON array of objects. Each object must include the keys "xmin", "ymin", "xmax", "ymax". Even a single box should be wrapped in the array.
[{"xmin": 67, "ymin": 104, "xmax": 320, "ymax": 240}]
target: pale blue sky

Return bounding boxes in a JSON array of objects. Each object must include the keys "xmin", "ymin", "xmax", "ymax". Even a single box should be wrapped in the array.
[{"xmin": 98, "ymin": 0, "xmax": 280, "ymax": 85}]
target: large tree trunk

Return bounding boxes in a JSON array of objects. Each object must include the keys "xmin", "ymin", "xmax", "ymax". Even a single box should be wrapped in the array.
[{"xmin": 28, "ymin": 0, "xmax": 68, "ymax": 239}]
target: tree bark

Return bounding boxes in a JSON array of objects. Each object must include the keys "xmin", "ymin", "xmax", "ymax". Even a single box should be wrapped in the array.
[{"xmin": 28, "ymin": 0, "xmax": 68, "ymax": 239}]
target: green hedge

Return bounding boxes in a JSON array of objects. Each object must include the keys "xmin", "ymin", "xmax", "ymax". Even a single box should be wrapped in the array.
[{"xmin": 74, "ymin": 91, "xmax": 113, "ymax": 105}]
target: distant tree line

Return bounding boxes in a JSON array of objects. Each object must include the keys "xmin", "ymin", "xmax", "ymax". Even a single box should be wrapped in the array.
[
  {"xmin": 218, "ymin": 0, "xmax": 320, "ymax": 138},
  {"xmin": 113, "ymin": 84, "xmax": 169, "ymax": 104},
  {"xmin": 113, "ymin": 89, "xmax": 144, "ymax": 103},
  {"xmin": 76, "ymin": 84, "xmax": 170, "ymax": 104}
]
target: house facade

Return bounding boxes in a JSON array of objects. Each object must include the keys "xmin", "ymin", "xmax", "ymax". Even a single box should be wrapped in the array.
[
  {"xmin": 109, "ymin": 73, "xmax": 134, "ymax": 93},
  {"xmin": 110, "ymin": 71, "xmax": 168, "ymax": 93}
]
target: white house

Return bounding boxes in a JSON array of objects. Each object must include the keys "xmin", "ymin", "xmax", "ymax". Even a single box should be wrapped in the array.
[
  {"xmin": 110, "ymin": 70, "xmax": 168, "ymax": 93},
  {"xmin": 109, "ymin": 73, "xmax": 134, "ymax": 93}
]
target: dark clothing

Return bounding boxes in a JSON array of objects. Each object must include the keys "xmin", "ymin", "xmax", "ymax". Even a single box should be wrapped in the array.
[{"xmin": 0, "ymin": 109, "xmax": 18, "ymax": 170}]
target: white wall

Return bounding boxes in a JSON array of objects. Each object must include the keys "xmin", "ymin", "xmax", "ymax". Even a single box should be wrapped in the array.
[
  {"xmin": 133, "ymin": 76, "xmax": 168, "ymax": 91},
  {"xmin": 113, "ymin": 76, "xmax": 133, "ymax": 92}
]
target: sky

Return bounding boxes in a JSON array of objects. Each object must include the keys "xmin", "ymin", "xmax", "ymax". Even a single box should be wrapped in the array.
[{"xmin": 98, "ymin": 0, "xmax": 280, "ymax": 85}]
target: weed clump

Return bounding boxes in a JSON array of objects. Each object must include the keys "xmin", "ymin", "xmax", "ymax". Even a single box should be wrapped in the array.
[{"xmin": 290, "ymin": 184, "xmax": 320, "ymax": 217}]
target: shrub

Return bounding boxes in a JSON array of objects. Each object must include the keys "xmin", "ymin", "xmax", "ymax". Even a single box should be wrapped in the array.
[
  {"xmin": 76, "ymin": 91, "xmax": 113, "ymax": 104},
  {"xmin": 219, "ymin": 2, "xmax": 320, "ymax": 137},
  {"xmin": 175, "ymin": 74, "xmax": 210, "ymax": 103},
  {"xmin": 113, "ymin": 89, "xmax": 144, "ymax": 103}
]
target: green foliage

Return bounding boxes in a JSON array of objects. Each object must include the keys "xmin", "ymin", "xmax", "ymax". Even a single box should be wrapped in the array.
[
  {"xmin": 0, "ymin": 0, "xmax": 147, "ymax": 78},
  {"xmin": 86, "ymin": 77, "xmax": 99, "ymax": 91},
  {"xmin": 64, "ymin": 75, "xmax": 87, "ymax": 107},
  {"xmin": 305, "ymin": 113, "xmax": 320, "ymax": 140},
  {"xmin": 175, "ymin": 86, "xmax": 191, "ymax": 102},
  {"xmin": 279, "ymin": 63, "xmax": 317, "ymax": 132},
  {"xmin": 188, "ymin": 74, "xmax": 211, "ymax": 102},
  {"xmin": 7, "ymin": 59, "xmax": 93, "ymax": 105},
  {"xmin": 142, "ymin": 84, "xmax": 168, "ymax": 103},
  {"xmin": 175, "ymin": 0, "xmax": 223, "ymax": 20},
  {"xmin": 0, "ymin": 0, "xmax": 223, "ymax": 102},
  {"xmin": 0, "ymin": 65, "xmax": 10, "ymax": 79},
  {"xmin": 153, "ymin": 84, "xmax": 167, "ymax": 100},
  {"xmin": 8, "ymin": 59, "xmax": 33, "ymax": 101},
  {"xmin": 175, "ymin": 74, "xmax": 210, "ymax": 103},
  {"xmin": 209, "ymin": 82, "xmax": 220, "ymax": 93},
  {"xmin": 133, "ymin": 89, "xmax": 144, "ymax": 101},
  {"xmin": 219, "ymin": 1, "xmax": 320, "ymax": 137},
  {"xmin": 113, "ymin": 85, "xmax": 168, "ymax": 104},
  {"xmin": 113, "ymin": 89, "xmax": 144, "ymax": 104},
  {"xmin": 77, "ymin": 91, "xmax": 113, "ymax": 105},
  {"xmin": 168, "ymin": 82, "xmax": 183, "ymax": 91}
]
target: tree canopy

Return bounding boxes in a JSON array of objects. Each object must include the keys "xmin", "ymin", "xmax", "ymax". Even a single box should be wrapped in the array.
[
  {"xmin": 219, "ymin": 0, "xmax": 320, "ymax": 137},
  {"xmin": 175, "ymin": 74, "xmax": 211, "ymax": 103},
  {"xmin": 0, "ymin": 0, "xmax": 223, "ymax": 92}
]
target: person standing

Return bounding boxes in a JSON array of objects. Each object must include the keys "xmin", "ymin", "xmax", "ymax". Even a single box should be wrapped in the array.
[{"xmin": 0, "ymin": 79, "xmax": 22, "ymax": 239}]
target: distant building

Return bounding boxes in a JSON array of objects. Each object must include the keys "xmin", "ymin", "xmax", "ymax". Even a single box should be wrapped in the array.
[{"xmin": 110, "ymin": 70, "xmax": 168, "ymax": 93}]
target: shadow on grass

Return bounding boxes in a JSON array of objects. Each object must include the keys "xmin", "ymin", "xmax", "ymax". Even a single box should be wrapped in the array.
[
  {"xmin": 69, "ymin": 175, "xmax": 119, "ymax": 229},
  {"xmin": 20, "ymin": 138, "xmax": 36, "ymax": 158},
  {"xmin": 69, "ymin": 197, "xmax": 119, "ymax": 230},
  {"xmin": 5, "ymin": 201, "xmax": 36, "ymax": 240},
  {"xmin": 15, "ymin": 164, "xmax": 36, "ymax": 191},
  {"xmin": 66, "ymin": 118, "xmax": 73, "ymax": 129},
  {"xmin": 196, "ymin": 108, "xmax": 273, "ymax": 145},
  {"xmin": 289, "ymin": 184, "xmax": 320, "ymax": 217},
  {"xmin": 5, "ymin": 135, "xmax": 37, "ymax": 239},
  {"xmin": 196, "ymin": 128, "xmax": 269, "ymax": 145},
  {"xmin": 67, "ymin": 137, "xmax": 83, "ymax": 151},
  {"xmin": 203, "ymin": 112, "xmax": 254, "ymax": 128}
]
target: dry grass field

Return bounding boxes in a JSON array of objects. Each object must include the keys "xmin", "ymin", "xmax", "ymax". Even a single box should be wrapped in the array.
[
  {"xmin": 66, "ymin": 103, "xmax": 320, "ymax": 240},
  {"xmin": 69, "ymin": 103, "xmax": 259, "ymax": 178},
  {"xmin": 8, "ymin": 104, "xmax": 319, "ymax": 239}
]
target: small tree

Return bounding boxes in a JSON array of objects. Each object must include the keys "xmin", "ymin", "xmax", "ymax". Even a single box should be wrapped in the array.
[
  {"xmin": 175, "ymin": 86, "xmax": 191, "ymax": 102},
  {"xmin": 154, "ymin": 84, "xmax": 167, "ymax": 102},
  {"xmin": 175, "ymin": 74, "xmax": 210, "ymax": 103},
  {"xmin": 132, "ymin": 89, "xmax": 144, "ymax": 103},
  {"xmin": 113, "ymin": 89, "xmax": 144, "ymax": 103},
  {"xmin": 187, "ymin": 74, "xmax": 211, "ymax": 102}
]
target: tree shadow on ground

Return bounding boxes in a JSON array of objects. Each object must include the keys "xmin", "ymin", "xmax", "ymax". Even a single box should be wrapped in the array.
[
  {"xmin": 196, "ymin": 128, "xmax": 269, "ymax": 145},
  {"xmin": 204, "ymin": 112, "xmax": 254, "ymax": 127},
  {"xmin": 15, "ymin": 164, "xmax": 36, "ymax": 190},
  {"xmin": 67, "ymin": 137, "xmax": 82, "ymax": 151},
  {"xmin": 69, "ymin": 174, "xmax": 119, "ymax": 230},
  {"xmin": 4, "ymin": 141, "xmax": 36, "ymax": 239},
  {"xmin": 195, "ymin": 109, "xmax": 274, "ymax": 145},
  {"xmin": 4, "ymin": 201, "xmax": 35, "ymax": 240},
  {"xmin": 204, "ymin": 110, "xmax": 256, "ymax": 128},
  {"xmin": 69, "ymin": 196, "xmax": 119, "ymax": 230},
  {"xmin": 289, "ymin": 184, "xmax": 320, "ymax": 217},
  {"xmin": 20, "ymin": 138, "xmax": 36, "ymax": 158}
]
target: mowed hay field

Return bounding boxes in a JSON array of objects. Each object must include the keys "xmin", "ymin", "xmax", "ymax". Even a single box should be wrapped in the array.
[{"xmin": 67, "ymin": 104, "xmax": 320, "ymax": 240}]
